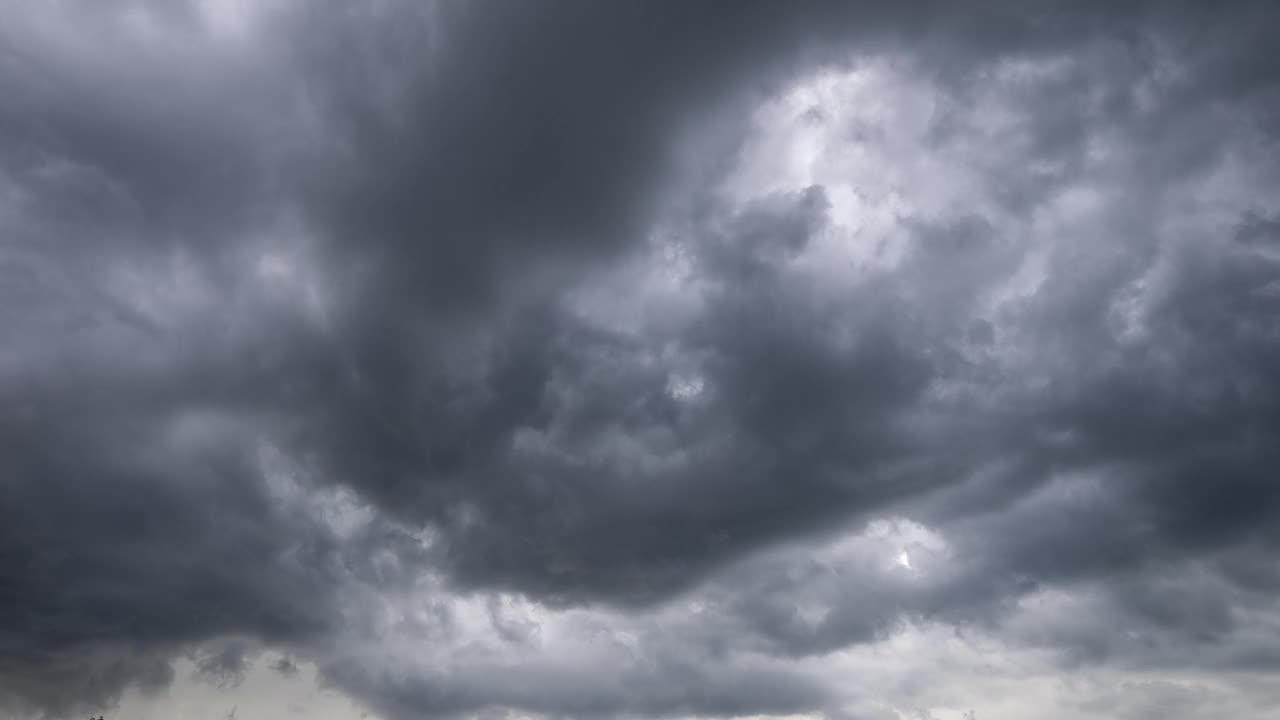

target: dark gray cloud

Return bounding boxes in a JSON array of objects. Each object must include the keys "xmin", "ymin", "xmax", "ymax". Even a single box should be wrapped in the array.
[
  {"xmin": 2, "ymin": 1, "xmax": 1279, "ymax": 719},
  {"xmin": 269, "ymin": 655, "xmax": 300, "ymax": 678}
]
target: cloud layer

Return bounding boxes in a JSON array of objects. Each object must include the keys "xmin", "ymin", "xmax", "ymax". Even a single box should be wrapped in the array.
[{"xmin": 2, "ymin": 2, "xmax": 1279, "ymax": 719}]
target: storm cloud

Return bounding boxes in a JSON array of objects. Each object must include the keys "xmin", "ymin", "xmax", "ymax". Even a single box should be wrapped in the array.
[{"xmin": 2, "ymin": 2, "xmax": 1279, "ymax": 719}]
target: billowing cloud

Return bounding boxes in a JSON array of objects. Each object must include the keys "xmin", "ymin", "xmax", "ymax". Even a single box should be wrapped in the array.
[{"xmin": 2, "ymin": 2, "xmax": 1279, "ymax": 719}]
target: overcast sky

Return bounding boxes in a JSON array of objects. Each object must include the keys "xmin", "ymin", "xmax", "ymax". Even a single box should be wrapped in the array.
[{"xmin": 2, "ymin": 2, "xmax": 1279, "ymax": 719}]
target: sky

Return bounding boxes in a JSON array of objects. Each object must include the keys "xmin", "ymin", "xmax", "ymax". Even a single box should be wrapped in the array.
[{"xmin": 2, "ymin": 1, "xmax": 1279, "ymax": 719}]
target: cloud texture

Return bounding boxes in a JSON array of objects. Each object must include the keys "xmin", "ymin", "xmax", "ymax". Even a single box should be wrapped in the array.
[{"xmin": 2, "ymin": 2, "xmax": 1279, "ymax": 719}]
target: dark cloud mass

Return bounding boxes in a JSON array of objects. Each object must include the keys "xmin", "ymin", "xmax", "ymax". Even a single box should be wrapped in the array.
[{"xmin": 2, "ymin": 1, "xmax": 1279, "ymax": 719}]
